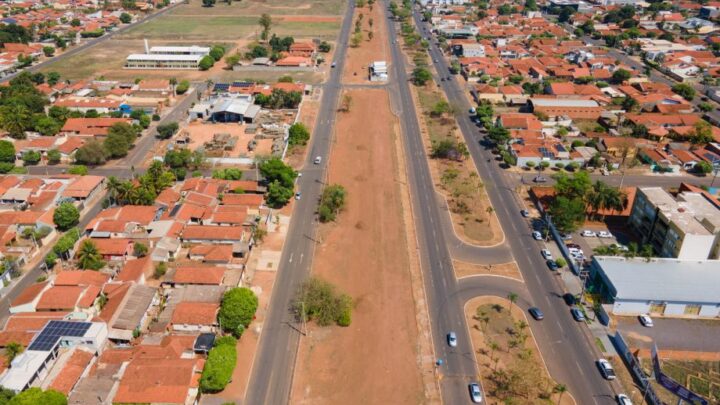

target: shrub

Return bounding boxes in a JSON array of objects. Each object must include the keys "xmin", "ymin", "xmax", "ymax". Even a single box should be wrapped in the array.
[
  {"xmin": 21, "ymin": 150, "xmax": 41, "ymax": 165},
  {"xmin": 53, "ymin": 228, "xmax": 80, "ymax": 258},
  {"xmin": 157, "ymin": 121, "xmax": 179, "ymax": 139},
  {"xmin": 318, "ymin": 184, "xmax": 346, "ymax": 223},
  {"xmin": 47, "ymin": 149, "xmax": 61, "ymax": 164},
  {"xmin": 68, "ymin": 165, "xmax": 88, "ymax": 175},
  {"xmin": 199, "ymin": 336, "xmax": 237, "ymax": 393},
  {"xmin": 153, "ymin": 262, "xmax": 167, "ymax": 279},
  {"xmin": 199, "ymin": 55, "xmax": 215, "ymax": 70},
  {"xmin": 288, "ymin": 123, "xmax": 310, "ymax": 146},
  {"xmin": 175, "ymin": 80, "xmax": 190, "ymax": 95},
  {"xmin": 218, "ymin": 288, "xmax": 258, "ymax": 337}
]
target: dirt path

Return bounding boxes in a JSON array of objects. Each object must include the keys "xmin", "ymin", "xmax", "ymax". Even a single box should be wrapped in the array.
[{"xmin": 290, "ymin": 89, "xmax": 425, "ymax": 404}]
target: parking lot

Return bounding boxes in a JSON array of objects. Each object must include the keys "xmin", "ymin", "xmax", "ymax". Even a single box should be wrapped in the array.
[{"xmin": 616, "ymin": 316, "xmax": 720, "ymax": 353}]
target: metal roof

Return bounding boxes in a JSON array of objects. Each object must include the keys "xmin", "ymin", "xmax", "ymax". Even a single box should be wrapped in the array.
[
  {"xmin": 530, "ymin": 98, "xmax": 600, "ymax": 108},
  {"xmin": 595, "ymin": 256, "xmax": 720, "ymax": 303},
  {"xmin": 126, "ymin": 54, "xmax": 203, "ymax": 62}
]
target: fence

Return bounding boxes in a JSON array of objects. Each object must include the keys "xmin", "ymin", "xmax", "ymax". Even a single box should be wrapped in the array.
[{"xmin": 610, "ymin": 332, "xmax": 663, "ymax": 405}]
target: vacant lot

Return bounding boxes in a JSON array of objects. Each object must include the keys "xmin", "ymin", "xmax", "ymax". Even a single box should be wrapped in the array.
[
  {"xmin": 415, "ymin": 85, "xmax": 502, "ymax": 245},
  {"xmin": 290, "ymin": 89, "xmax": 425, "ymax": 404},
  {"xmin": 640, "ymin": 358, "xmax": 720, "ymax": 403},
  {"xmin": 171, "ymin": 0, "xmax": 345, "ymax": 16},
  {"xmin": 119, "ymin": 16, "xmax": 340, "ymax": 41},
  {"xmin": 465, "ymin": 297, "xmax": 574, "ymax": 405}
]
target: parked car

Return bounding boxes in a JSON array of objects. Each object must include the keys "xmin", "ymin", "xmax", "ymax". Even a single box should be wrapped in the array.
[
  {"xmin": 566, "ymin": 243, "xmax": 581, "ymax": 250},
  {"xmin": 541, "ymin": 249, "xmax": 553, "ymax": 260},
  {"xmin": 616, "ymin": 394, "xmax": 633, "ymax": 405},
  {"xmin": 581, "ymin": 230, "xmax": 597, "ymax": 237},
  {"xmin": 639, "ymin": 314, "xmax": 654, "ymax": 327},
  {"xmin": 560, "ymin": 233, "xmax": 572, "ymax": 240},
  {"xmin": 598, "ymin": 231, "xmax": 613, "ymax": 238},
  {"xmin": 520, "ymin": 209, "xmax": 530, "ymax": 217},
  {"xmin": 597, "ymin": 358, "xmax": 616, "ymax": 380},
  {"xmin": 529, "ymin": 307, "xmax": 544, "ymax": 320},
  {"xmin": 571, "ymin": 307, "xmax": 585, "ymax": 322},
  {"xmin": 613, "ymin": 244, "xmax": 630, "ymax": 252},
  {"xmin": 331, "ymin": 62, "xmax": 336, "ymax": 68},
  {"xmin": 546, "ymin": 260, "xmax": 558, "ymax": 271},
  {"xmin": 532, "ymin": 231, "xmax": 543, "ymax": 240},
  {"xmin": 295, "ymin": 192, "xmax": 301, "ymax": 200},
  {"xmin": 447, "ymin": 331, "xmax": 457, "ymax": 347},
  {"xmin": 563, "ymin": 293, "xmax": 577, "ymax": 306},
  {"xmin": 314, "ymin": 156, "xmax": 322, "ymax": 164},
  {"xmin": 533, "ymin": 176, "xmax": 547, "ymax": 183},
  {"xmin": 468, "ymin": 383, "xmax": 483, "ymax": 403}
]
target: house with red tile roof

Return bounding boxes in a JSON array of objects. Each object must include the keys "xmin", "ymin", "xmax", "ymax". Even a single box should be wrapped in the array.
[
  {"xmin": 61, "ymin": 117, "xmax": 132, "ymax": 138},
  {"xmin": 275, "ymin": 56, "xmax": 312, "ymax": 67},
  {"xmin": 36, "ymin": 285, "xmax": 101, "ymax": 313},
  {"xmin": 170, "ymin": 301, "xmax": 219, "ymax": 333},
  {"xmin": 116, "ymin": 257, "xmax": 152, "ymax": 284},
  {"xmin": 170, "ymin": 265, "xmax": 225, "ymax": 286},
  {"xmin": 45, "ymin": 348, "xmax": 95, "ymax": 395},
  {"xmin": 61, "ymin": 175, "xmax": 104, "ymax": 201},
  {"xmin": 54, "ymin": 270, "xmax": 109, "ymax": 287},
  {"xmin": 89, "ymin": 238, "xmax": 133, "ymax": 261},
  {"xmin": 9, "ymin": 282, "xmax": 49, "ymax": 313},
  {"xmin": 112, "ymin": 358, "xmax": 201, "ymax": 404},
  {"xmin": 180, "ymin": 225, "xmax": 247, "ymax": 245}
]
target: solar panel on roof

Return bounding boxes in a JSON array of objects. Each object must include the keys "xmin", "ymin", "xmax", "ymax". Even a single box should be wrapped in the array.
[
  {"xmin": 703, "ymin": 153, "xmax": 720, "ymax": 163},
  {"xmin": 231, "ymin": 81, "xmax": 253, "ymax": 88},
  {"xmin": 213, "ymin": 83, "xmax": 230, "ymax": 92},
  {"xmin": 28, "ymin": 321, "xmax": 91, "ymax": 351},
  {"xmin": 555, "ymin": 144, "xmax": 567, "ymax": 153}
]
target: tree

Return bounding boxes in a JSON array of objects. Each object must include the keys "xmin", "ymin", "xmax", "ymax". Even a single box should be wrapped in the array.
[
  {"xmin": 75, "ymin": 140, "xmax": 107, "ymax": 165},
  {"xmin": 8, "ymin": 388, "xmax": 66, "ymax": 405},
  {"xmin": 157, "ymin": 121, "xmax": 179, "ymax": 139},
  {"xmin": 199, "ymin": 55, "xmax": 214, "ymax": 70},
  {"xmin": 175, "ymin": 80, "xmax": 190, "ymax": 95},
  {"xmin": 487, "ymin": 125, "xmax": 510, "ymax": 145},
  {"xmin": 293, "ymin": 277, "xmax": 353, "ymax": 327},
  {"xmin": 525, "ymin": 0, "xmax": 538, "ymax": 11},
  {"xmin": 202, "ymin": 0, "xmax": 215, "ymax": 6},
  {"xmin": 611, "ymin": 68, "xmax": 631, "ymax": 84},
  {"xmin": 42, "ymin": 46, "xmax": 55, "ymax": 57},
  {"xmin": 119, "ymin": 12, "xmax": 132, "ymax": 23},
  {"xmin": 33, "ymin": 115, "xmax": 60, "ymax": 136},
  {"xmin": 133, "ymin": 242, "xmax": 148, "ymax": 257},
  {"xmin": 5, "ymin": 342, "xmax": 23, "ymax": 364},
  {"xmin": 587, "ymin": 180, "xmax": 626, "ymax": 220},
  {"xmin": 266, "ymin": 180, "xmax": 294, "ymax": 208},
  {"xmin": 212, "ymin": 168, "xmax": 243, "ymax": 180},
  {"xmin": 695, "ymin": 160, "xmax": 713, "ymax": 174},
  {"xmin": 672, "ymin": 83, "xmax": 696, "ymax": 101},
  {"xmin": 103, "ymin": 131, "xmax": 130, "ymax": 158},
  {"xmin": 53, "ymin": 202, "xmax": 80, "ymax": 231},
  {"xmin": 199, "ymin": 336, "xmax": 237, "ymax": 393},
  {"xmin": 21, "ymin": 150, "xmax": 40, "ymax": 165},
  {"xmin": 507, "ymin": 292, "xmax": 518, "ymax": 311},
  {"xmin": 549, "ymin": 196, "xmax": 586, "ymax": 233},
  {"xmin": 224, "ymin": 53, "xmax": 241, "ymax": 68},
  {"xmin": 76, "ymin": 239, "xmax": 105, "ymax": 270},
  {"xmin": 558, "ymin": 6, "xmax": 574, "ymax": 22},
  {"xmin": 351, "ymin": 31, "xmax": 362, "ymax": 47},
  {"xmin": 691, "ymin": 120, "xmax": 714, "ymax": 145},
  {"xmin": 0, "ymin": 140, "xmax": 15, "ymax": 163},
  {"xmin": 553, "ymin": 383, "xmax": 567, "ymax": 405},
  {"xmin": 318, "ymin": 41, "xmax": 331, "ymax": 52},
  {"xmin": 318, "ymin": 184, "xmax": 346, "ymax": 222},
  {"xmin": 209, "ymin": 45, "xmax": 225, "ymax": 61},
  {"xmin": 259, "ymin": 14, "xmax": 272, "ymax": 40},
  {"xmin": 698, "ymin": 102, "xmax": 713, "ymax": 112},
  {"xmin": 288, "ymin": 122, "xmax": 310, "ymax": 146},
  {"xmin": 412, "ymin": 67, "xmax": 432, "ymax": 85},
  {"xmin": 0, "ymin": 104, "xmax": 31, "ymax": 139},
  {"xmin": 68, "ymin": 165, "xmax": 88, "ymax": 175},
  {"xmin": 622, "ymin": 96, "xmax": 638, "ymax": 112},
  {"xmin": 154, "ymin": 262, "xmax": 167, "ymax": 279},
  {"xmin": 219, "ymin": 287, "xmax": 259, "ymax": 337}
]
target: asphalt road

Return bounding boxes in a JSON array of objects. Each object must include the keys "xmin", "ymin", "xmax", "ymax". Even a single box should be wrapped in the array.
[
  {"xmin": 242, "ymin": 2, "xmax": 355, "ymax": 404},
  {"xmin": 413, "ymin": 9, "xmax": 624, "ymax": 404},
  {"xmin": 0, "ymin": 192, "xmax": 106, "ymax": 327},
  {"xmin": 383, "ymin": 4, "xmax": 481, "ymax": 404},
  {"xmin": 1, "ymin": 3, "xmax": 182, "ymax": 83}
]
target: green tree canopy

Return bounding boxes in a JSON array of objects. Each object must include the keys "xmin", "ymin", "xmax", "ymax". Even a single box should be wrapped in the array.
[
  {"xmin": 8, "ymin": 388, "xmax": 66, "ymax": 405},
  {"xmin": 218, "ymin": 288, "xmax": 258, "ymax": 337},
  {"xmin": 53, "ymin": 202, "xmax": 80, "ymax": 231}
]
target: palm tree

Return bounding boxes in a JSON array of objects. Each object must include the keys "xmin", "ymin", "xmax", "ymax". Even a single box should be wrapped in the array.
[
  {"xmin": 105, "ymin": 176, "xmax": 122, "ymax": 206},
  {"xmin": 553, "ymin": 383, "xmax": 568, "ymax": 405},
  {"xmin": 489, "ymin": 341, "xmax": 500, "ymax": 369},
  {"xmin": 77, "ymin": 240, "xmax": 103, "ymax": 270},
  {"xmin": 507, "ymin": 292, "xmax": 518, "ymax": 311},
  {"xmin": 587, "ymin": 181, "xmax": 627, "ymax": 220},
  {"xmin": 0, "ymin": 104, "xmax": 31, "ymax": 139}
]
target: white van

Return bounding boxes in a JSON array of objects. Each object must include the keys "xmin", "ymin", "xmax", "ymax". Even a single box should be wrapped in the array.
[{"xmin": 314, "ymin": 156, "xmax": 322, "ymax": 164}]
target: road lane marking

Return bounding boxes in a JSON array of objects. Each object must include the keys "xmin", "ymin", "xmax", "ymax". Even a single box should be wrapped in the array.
[{"xmin": 288, "ymin": 253, "xmax": 294, "ymax": 263}]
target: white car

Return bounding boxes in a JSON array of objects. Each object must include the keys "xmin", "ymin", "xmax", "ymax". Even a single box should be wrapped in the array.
[
  {"xmin": 617, "ymin": 394, "xmax": 633, "ymax": 405},
  {"xmin": 532, "ymin": 231, "xmax": 543, "ymax": 240},
  {"xmin": 639, "ymin": 313, "xmax": 654, "ymax": 327},
  {"xmin": 314, "ymin": 156, "xmax": 322, "ymax": 164},
  {"xmin": 541, "ymin": 249, "xmax": 553, "ymax": 260},
  {"xmin": 468, "ymin": 383, "xmax": 483, "ymax": 403},
  {"xmin": 598, "ymin": 231, "xmax": 613, "ymax": 238},
  {"xmin": 597, "ymin": 359, "xmax": 616, "ymax": 380},
  {"xmin": 447, "ymin": 332, "xmax": 457, "ymax": 347},
  {"xmin": 581, "ymin": 230, "xmax": 597, "ymax": 237}
]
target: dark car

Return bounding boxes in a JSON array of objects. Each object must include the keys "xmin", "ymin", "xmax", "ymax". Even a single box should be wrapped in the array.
[
  {"xmin": 563, "ymin": 293, "xmax": 577, "ymax": 306},
  {"xmin": 529, "ymin": 307, "xmax": 544, "ymax": 320},
  {"xmin": 546, "ymin": 260, "xmax": 558, "ymax": 271},
  {"xmin": 520, "ymin": 209, "xmax": 530, "ymax": 217}
]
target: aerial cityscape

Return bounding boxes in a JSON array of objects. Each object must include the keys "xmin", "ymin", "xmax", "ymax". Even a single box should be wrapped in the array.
[{"xmin": 0, "ymin": 0, "xmax": 714, "ymax": 404}]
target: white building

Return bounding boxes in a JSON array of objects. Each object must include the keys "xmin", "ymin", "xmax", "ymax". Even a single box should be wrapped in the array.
[
  {"xmin": 0, "ymin": 321, "xmax": 107, "ymax": 392},
  {"xmin": 125, "ymin": 41, "xmax": 211, "ymax": 70},
  {"xmin": 369, "ymin": 61, "xmax": 388, "ymax": 82},
  {"xmin": 591, "ymin": 256, "xmax": 720, "ymax": 318},
  {"xmin": 461, "ymin": 43, "xmax": 485, "ymax": 58}
]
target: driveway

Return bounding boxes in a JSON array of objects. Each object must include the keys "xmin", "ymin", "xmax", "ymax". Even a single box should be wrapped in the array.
[{"xmin": 616, "ymin": 316, "xmax": 720, "ymax": 353}]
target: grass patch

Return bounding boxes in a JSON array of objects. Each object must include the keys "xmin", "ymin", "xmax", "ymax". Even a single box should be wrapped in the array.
[
  {"xmin": 119, "ymin": 16, "xmax": 340, "ymax": 40},
  {"xmin": 170, "ymin": 0, "xmax": 346, "ymax": 16},
  {"xmin": 594, "ymin": 337, "xmax": 606, "ymax": 353},
  {"xmin": 638, "ymin": 359, "xmax": 720, "ymax": 404}
]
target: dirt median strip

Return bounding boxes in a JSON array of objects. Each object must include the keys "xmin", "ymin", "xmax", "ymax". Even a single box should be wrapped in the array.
[
  {"xmin": 290, "ymin": 89, "xmax": 425, "ymax": 404},
  {"xmin": 453, "ymin": 259, "xmax": 523, "ymax": 281}
]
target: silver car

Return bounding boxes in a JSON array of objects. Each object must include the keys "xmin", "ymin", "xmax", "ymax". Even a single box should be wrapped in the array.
[{"xmin": 468, "ymin": 383, "xmax": 483, "ymax": 403}]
